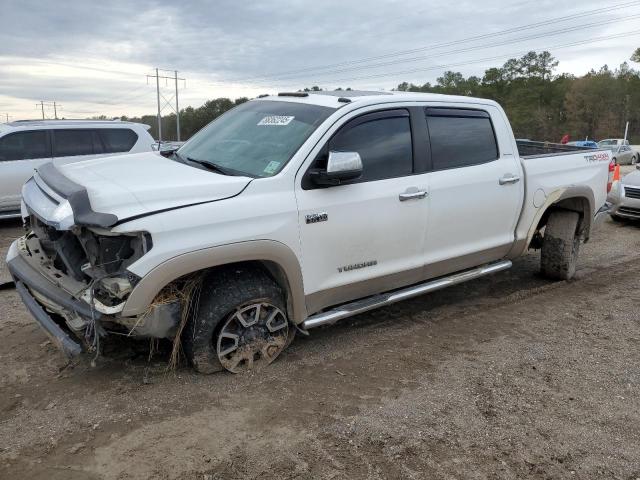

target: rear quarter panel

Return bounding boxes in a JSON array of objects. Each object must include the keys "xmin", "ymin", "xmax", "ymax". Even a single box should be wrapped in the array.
[{"xmin": 512, "ymin": 149, "xmax": 610, "ymax": 255}]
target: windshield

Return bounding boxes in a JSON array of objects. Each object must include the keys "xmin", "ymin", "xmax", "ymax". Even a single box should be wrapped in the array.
[
  {"xmin": 599, "ymin": 140, "xmax": 617, "ymax": 146},
  {"xmin": 177, "ymin": 100, "xmax": 334, "ymax": 177}
]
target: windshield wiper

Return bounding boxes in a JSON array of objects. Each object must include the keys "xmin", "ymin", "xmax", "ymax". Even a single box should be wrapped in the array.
[
  {"xmin": 186, "ymin": 157, "xmax": 235, "ymax": 176},
  {"xmin": 171, "ymin": 151, "xmax": 188, "ymax": 164}
]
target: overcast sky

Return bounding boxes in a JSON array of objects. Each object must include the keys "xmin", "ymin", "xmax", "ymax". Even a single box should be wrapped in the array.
[{"xmin": 1, "ymin": 0, "xmax": 639, "ymax": 120}]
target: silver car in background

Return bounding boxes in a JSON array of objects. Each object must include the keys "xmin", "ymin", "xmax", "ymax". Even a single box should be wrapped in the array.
[
  {"xmin": 609, "ymin": 165, "xmax": 640, "ymax": 221},
  {"xmin": 598, "ymin": 139, "xmax": 638, "ymax": 165}
]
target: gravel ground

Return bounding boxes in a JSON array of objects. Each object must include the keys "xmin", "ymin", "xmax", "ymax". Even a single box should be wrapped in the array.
[{"xmin": 1, "ymin": 191, "xmax": 640, "ymax": 479}]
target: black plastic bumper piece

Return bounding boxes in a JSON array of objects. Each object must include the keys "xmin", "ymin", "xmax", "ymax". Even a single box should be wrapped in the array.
[
  {"xmin": 8, "ymin": 254, "xmax": 99, "ymax": 320},
  {"xmin": 37, "ymin": 162, "xmax": 118, "ymax": 228},
  {"xmin": 7, "ymin": 252, "xmax": 103, "ymax": 358},
  {"xmin": 14, "ymin": 281, "xmax": 82, "ymax": 357}
]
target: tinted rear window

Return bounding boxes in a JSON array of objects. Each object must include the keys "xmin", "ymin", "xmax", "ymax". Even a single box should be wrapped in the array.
[
  {"xmin": 53, "ymin": 129, "xmax": 100, "ymax": 157},
  {"xmin": 0, "ymin": 130, "xmax": 51, "ymax": 161},
  {"xmin": 100, "ymin": 128, "xmax": 138, "ymax": 153},
  {"xmin": 426, "ymin": 109, "xmax": 499, "ymax": 170}
]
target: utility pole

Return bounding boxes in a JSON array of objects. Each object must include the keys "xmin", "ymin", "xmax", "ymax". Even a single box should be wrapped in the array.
[
  {"xmin": 624, "ymin": 121, "xmax": 630, "ymax": 143},
  {"xmin": 36, "ymin": 101, "xmax": 61, "ymax": 120},
  {"xmin": 146, "ymin": 68, "xmax": 185, "ymax": 143},
  {"xmin": 155, "ymin": 68, "xmax": 162, "ymax": 142},
  {"xmin": 175, "ymin": 70, "xmax": 180, "ymax": 141}
]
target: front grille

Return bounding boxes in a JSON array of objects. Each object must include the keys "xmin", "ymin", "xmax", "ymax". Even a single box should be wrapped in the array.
[
  {"xmin": 625, "ymin": 186, "xmax": 640, "ymax": 199},
  {"xmin": 618, "ymin": 206, "xmax": 640, "ymax": 217}
]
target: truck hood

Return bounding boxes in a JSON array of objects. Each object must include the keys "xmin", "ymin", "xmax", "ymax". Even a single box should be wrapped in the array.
[
  {"xmin": 622, "ymin": 168, "xmax": 640, "ymax": 187},
  {"xmin": 55, "ymin": 152, "xmax": 252, "ymax": 222}
]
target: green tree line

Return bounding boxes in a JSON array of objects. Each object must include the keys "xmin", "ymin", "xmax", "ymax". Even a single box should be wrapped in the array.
[
  {"xmin": 397, "ymin": 50, "xmax": 640, "ymax": 143},
  {"xmin": 119, "ymin": 50, "xmax": 640, "ymax": 144}
]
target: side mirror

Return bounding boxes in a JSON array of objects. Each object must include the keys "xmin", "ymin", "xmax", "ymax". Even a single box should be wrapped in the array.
[{"xmin": 309, "ymin": 151, "xmax": 363, "ymax": 187}]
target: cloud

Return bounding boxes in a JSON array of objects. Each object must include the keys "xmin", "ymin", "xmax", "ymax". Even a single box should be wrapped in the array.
[{"xmin": 0, "ymin": 0, "xmax": 638, "ymax": 119}]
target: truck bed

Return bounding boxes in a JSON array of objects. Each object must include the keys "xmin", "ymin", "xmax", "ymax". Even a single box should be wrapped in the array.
[{"xmin": 516, "ymin": 140, "xmax": 595, "ymax": 158}]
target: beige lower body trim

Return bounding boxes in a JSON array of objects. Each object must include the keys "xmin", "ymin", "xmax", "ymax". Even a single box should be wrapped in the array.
[
  {"xmin": 305, "ymin": 245, "xmax": 509, "ymax": 316},
  {"xmin": 122, "ymin": 240, "xmax": 307, "ymax": 323},
  {"xmin": 305, "ymin": 266, "xmax": 424, "ymax": 316}
]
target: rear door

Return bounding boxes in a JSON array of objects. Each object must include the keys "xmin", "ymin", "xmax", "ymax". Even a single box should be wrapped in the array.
[
  {"xmin": 0, "ymin": 129, "xmax": 52, "ymax": 212},
  {"xmin": 422, "ymin": 105, "xmax": 524, "ymax": 275},
  {"xmin": 295, "ymin": 108, "xmax": 430, "ymax": 313}
]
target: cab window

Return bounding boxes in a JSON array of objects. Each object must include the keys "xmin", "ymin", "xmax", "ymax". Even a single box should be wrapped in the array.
[
  {"xmin": 426, "ymin": 108, "xmax": 499, "ymax": 171},
  {"xmin": 329, "ymin": 115, "xmax": 413, "ymax": 182}
]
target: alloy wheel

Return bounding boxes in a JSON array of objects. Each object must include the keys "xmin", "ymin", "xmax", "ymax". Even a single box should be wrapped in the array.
[{"xmin": 216, "ymin": 302, "xmax": 289, "ymax": 373}]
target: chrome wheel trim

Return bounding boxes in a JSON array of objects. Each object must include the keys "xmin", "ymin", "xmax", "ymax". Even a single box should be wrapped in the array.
[{"xmin": 216, "ymin": 302, "xmax": 289, "ymax": 373}]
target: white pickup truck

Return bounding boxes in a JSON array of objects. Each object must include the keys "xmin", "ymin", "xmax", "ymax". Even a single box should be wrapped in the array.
[{"xmin": 6, "ymin": 91, "xmax": 612, "ymax": 374}]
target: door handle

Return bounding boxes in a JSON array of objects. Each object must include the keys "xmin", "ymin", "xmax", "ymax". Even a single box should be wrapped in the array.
[
  {"xmin": 499, "ymin": 174, "xmax": 521, "ymax": 185},
  {"xmin": 399, "ymin": 190, "xmax": 428, "ymax": 201}
]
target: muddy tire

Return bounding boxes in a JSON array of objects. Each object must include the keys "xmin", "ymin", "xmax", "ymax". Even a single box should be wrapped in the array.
[
  {"xmin": 540, "ymin": 210, "xmax": 581, "ymax": 280},
  {"xmin": 183, "ymin": 265, "xmax": 293, "ymax": 374}
]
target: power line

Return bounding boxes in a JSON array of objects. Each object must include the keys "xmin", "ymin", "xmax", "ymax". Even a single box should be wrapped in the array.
[
  {"xmin": 209, "ymin": 11, "xmax": 640, "ymax": 87},
  {"xmin": 208, "ymin": 0, "xmax": 640, "ymax": 86},
  {"xmin": 89, "ymin": 84, "xmax": 154, "ymax": 106},
  {"xmin": 284, "ymin": 29, "xmax": 640, "ymax": 87}
]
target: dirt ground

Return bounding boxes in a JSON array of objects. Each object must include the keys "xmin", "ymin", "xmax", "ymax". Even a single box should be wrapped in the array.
[{"xmin": 1, "ymin": 202, "xmax": 640, "ymax": 479}]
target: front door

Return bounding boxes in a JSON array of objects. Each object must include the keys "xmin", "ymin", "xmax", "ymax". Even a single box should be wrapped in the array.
[{"xmin": 295, "ymin": 109, "xmax": 429, "ymax": 314}]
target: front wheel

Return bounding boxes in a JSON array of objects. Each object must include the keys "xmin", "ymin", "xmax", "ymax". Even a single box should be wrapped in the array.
[
  {"xmin": 632, "ymin": 155, "xmax": 637, "ymax": 165},
  {"xmin": 183, "ymin": 266, "xmax": 293, "ymax": 374},
  {"xmin": 540, "ymin": 210, "xmax": 581, "ymax": 280}
]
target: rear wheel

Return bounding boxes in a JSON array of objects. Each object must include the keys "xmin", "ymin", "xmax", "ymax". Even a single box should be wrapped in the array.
[
  {"xmin": 183, "ymin": 266, "xmax": 293, "ymax": 374},
  {"xmin": 632, "ymin": 155, "xmax": 638, "ymax": 165},
  {"xmin": 540, "ymin": 210, "xmax": 581, "ymax": 280}
]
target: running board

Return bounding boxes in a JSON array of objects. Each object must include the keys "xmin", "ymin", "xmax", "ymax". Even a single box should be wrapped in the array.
[
  {"xmin": 301, "ymin": 260, "xmax": 512, "ymax": 330},
  {"xmin": 0, "ymin": 210, "xmax": 21, "ymax": 220}
]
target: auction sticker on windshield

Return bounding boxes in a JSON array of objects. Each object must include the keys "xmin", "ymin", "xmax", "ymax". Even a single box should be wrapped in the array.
[
  {"xmin": 263, "ymin": 160, "xmax": 281, "ymax": 175},
  {"xmin": 258, "ymin": 115, "xmax": 295, "ymax": 126}
]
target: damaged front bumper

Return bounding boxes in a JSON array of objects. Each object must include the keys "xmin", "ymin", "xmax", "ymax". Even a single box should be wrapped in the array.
[
  {"xmin": 6, "ymin": 238, "xmax": 181, "ymax": 358},
  {"xmin": 7, "ymin": 241, "xmax": 89, "ymax": 357},
  {"xmin": 8, "ymin": 162, "xmax": 185, "ymax": 359}
]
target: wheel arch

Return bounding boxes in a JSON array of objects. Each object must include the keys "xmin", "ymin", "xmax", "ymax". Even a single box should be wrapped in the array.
[
  {"xmin": 524, "ymin": 187, "xmax": 595, "ymax": 251},
  {"xmin": 121, "ymin": 240, "xmax": 308, "ymax": 323}
]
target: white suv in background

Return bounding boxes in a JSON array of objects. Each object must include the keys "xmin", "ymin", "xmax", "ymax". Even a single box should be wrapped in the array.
[{"xmin": 0, "ymin": 120, "xmax": 156, "ymax": 218}]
